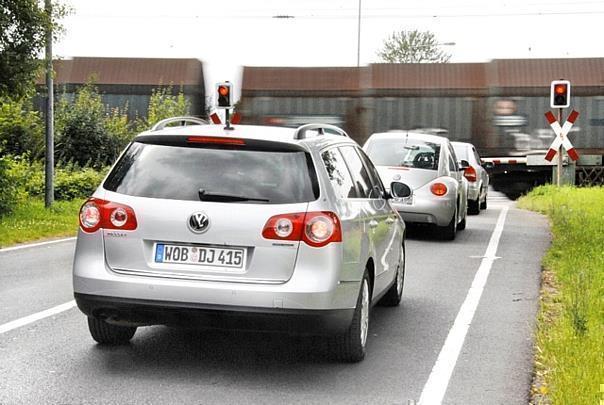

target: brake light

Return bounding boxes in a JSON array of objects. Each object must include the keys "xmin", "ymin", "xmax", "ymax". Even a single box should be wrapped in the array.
[
  {"xmin": 186, "ymin": 136, "xmax": 245, "ymax": 145},
  {"xmin": 79, "ymin": 198, "xmax": 138, "ymax": 233},
  {"xmin": 430, "ymin": 182, "xmax": 448, "ymax": 196},
  {"xmin": 262, "ymin": 211, "xmax": 342, "ymax": 247},
  {"xmin": 464, "ymin": 166, "xmax": 477, "ymax": 182}
]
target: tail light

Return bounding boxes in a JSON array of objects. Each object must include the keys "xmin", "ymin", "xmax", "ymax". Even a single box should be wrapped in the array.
[
  {"xmin": 430, "ymin": 182, "xmax": 448, "ymax": 196},
  {"xmin": 79, "ymin": 198, "xmax": 138, "ymax": 233},
  {"xmin": 262, "ymin": 211, "xmax": 342, "ymax": 247},
  {"xmin": 464, "ymin": 166, "xmax": 477, "ymax": 182}
]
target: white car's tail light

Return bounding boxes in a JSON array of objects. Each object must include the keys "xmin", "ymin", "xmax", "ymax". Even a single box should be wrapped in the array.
[
  {"xmin": 430, "ymin": 182, "xmax": 448, "ymax": 196},
  {"xmin": 464, "ymin": 166, "xmax": 478, "ymax": 182},
  {"xmin": 79, "ymin": 198, "xmax": 138, "ymax": 233},
  {"xmin": 262, "ymin": 211, "xmax": 342, "ymax": 247}
]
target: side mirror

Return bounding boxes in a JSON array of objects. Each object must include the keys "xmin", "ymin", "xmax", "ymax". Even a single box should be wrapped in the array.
[
  {"xmin": 390, "ymin": 182, "xmax": 412, "ymax": 198},
  {"xmin": 458, "ymin": 159, "xmax": 470, "ymax": 170}
]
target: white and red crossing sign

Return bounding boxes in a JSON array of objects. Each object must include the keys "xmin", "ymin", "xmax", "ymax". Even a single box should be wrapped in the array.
[{"xmin": 544, "ymin": 110, "xmax": 580, "ymax": 162}]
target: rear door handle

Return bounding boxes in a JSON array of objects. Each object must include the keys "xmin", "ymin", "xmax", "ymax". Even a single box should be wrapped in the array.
[
  {"xmin": 385, "ymin": 217, "xmax": 395, "ymax": 224},
  {"xmin": 369, "ymin": 220, "xmax": 379, "ymax": 229}
]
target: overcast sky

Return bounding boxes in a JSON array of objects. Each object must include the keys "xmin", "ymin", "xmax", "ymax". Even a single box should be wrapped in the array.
[{"xmin": 54, "ymin": 0, "xmax": 604, "ymax": 97}]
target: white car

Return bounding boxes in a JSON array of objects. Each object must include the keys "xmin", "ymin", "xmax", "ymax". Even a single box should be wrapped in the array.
[
  {"xmin": 364, "ymin": 131, "xmax": 468, "ymax": 240},
  {"xmin": 451, "ymin": 142, "xmax": 489, "ymax": 214}
]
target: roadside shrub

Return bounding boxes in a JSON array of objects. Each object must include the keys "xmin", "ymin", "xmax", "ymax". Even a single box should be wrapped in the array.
[
  {"xmin": 135, "ymin": 86, "xmax": 191, "ymax": 132},
  {"xmin": 55, "ymin": 83, "xmax": 122, "ymax": 168},
  {"xmin": 0, "ymin": 152, "xmax": 21, "ymax": 216},
  {"xmin": 54, "ymin": 164, "xmax": 107, "ymax": 200},
  {"xmin": 0, "ymin": 97, "xmax": 44, "ymax": 159}
]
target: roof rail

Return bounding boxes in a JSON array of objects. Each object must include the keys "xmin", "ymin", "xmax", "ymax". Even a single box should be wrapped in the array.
[
  {"xmin": 150, "ymin": 116, "xmax": 208, "ymax": 131},
  {"xmin": 294, "ymin": 123, "xmax": 349, "ymax": 140}
]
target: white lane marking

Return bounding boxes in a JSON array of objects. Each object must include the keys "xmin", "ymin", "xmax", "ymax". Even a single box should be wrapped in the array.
[
  {"xmin": 0, "ymin": 301, "xmax": 76, "ymax": 335},
  {"xmin": 0, "ymin": 237, "xmax": 76, "ymax": 253},
  {"xmin": 418, "ymin": 206, "xmax": 509, "ymax": 405}
]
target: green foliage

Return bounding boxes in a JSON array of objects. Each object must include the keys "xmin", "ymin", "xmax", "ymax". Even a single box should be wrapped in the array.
[
  {"xmin": 137, "ymin": 86, "xmax": 191, "ymax": 131},
  {"xmin": 377, "ymin": 29, "xmax": 451, "ymax": 63},
  {"xmin": 54, "ymin": 164, "xmax": 107, "ymax": 200},
  {"xmin": 0, "ymin": 97, "xmax": 44, "ymax": 158},
  {"xmin": 0, "ymin": 152, "xmax": 20, "ymax": 216},
  {"xmin": 0, "ymin": 198, "xmax": 82, "ymax": 247},
  {"xmin": 0, "ymin": 0, "xmax": 69, "ymax": 98},
  {"xmin": 518, "ymin": 185, "xmax": 604, "ymax": 404},
  {"xmin": 55, "ymin": 83, "xmax": 123, "ymax": 168}
]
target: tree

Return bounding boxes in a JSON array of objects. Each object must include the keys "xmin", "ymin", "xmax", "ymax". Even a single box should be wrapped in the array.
[
  {"xmin": 0, "ymin": 0, "xmax": 67, "ymax": 98},
  {"xmin": 377, "ymin": 30, "xmax": 451, "ymax": 63}
]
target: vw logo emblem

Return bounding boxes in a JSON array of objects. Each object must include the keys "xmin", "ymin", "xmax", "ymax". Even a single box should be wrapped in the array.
[{"xmin": 188, "ymin": 212, "xmax": 210, "ymax": 234}]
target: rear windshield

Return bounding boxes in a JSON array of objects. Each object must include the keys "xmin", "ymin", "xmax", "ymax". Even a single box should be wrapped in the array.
[
  {"xmin": 452, "ymin": 144, "xmax": 468, "ymax": 160},
  {"xmin": 104, "ymin": 142, "xmax": 319, "ymax": 204},
  {"xmin": 365, "ymin": 138, "xmax": 441, "ymax": 170}
]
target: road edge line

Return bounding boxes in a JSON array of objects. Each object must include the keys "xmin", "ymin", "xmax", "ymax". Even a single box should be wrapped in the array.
[
  {"xmin": 0, "ymin": 301, "xmax": 76, "ymax": 335},
  {"xmin": 418, "ymin": 206, "xmax": 510, "ymax": 405},
  {"xmin": 0, "ymin": 237, "xmax": 76, "ymax": 253}
]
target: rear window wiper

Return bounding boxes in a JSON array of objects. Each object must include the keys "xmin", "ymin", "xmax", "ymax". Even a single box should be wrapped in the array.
[{"xmin": 198, "ymin": 189, "xmax": 269, "ymax": 203}]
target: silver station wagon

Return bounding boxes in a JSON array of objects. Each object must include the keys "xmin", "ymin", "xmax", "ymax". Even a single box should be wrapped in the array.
[{"xmin": 73, "ymin": 118, "xmax": 409, "ymax": 362}]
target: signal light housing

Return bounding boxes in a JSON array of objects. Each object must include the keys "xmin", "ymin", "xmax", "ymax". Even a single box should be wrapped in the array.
[
  {"xmin": 550, "ymin": 80, "xmax": 570, "ymax": 108},
  {"xmin": 216, "ymin": 82, "xmax": 233, "ymax": 109},
  {"xmin": 79, "ymin": 198, "xmax": 138, "ymax": 233}
]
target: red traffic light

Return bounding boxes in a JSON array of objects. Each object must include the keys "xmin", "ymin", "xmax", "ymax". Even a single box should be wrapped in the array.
[
  {"xmin": 554, "ymin": 84, "xmax": 567, "ymax": 95},
  {"xmin": 218, "ymin": 85, "xmax": 229, "ymax": 97}
]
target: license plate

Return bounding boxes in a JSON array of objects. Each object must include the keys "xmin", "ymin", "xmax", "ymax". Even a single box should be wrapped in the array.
[{"xmin": 154, "ymin": 243, "xmax": 246, "ymax": 269}]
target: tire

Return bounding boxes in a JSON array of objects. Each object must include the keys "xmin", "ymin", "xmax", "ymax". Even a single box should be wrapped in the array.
[
  {"xmin": 480, "ymin": 196, "xmax": 488, "ymax": 210},
  {"xmin": 379, "ymin": 246, "xmax": 405, "ymax": 307},
  {"xmin": 438, "ymin": 207, "xmax": 457, "ymax": 241},
  {"xmin": 468, "ymin": 198, "xmax": 480, "ymax": 215},
  {"xmin": 457, "ymin": 209, "xmax": 466, "ymax": 231},
  {"xmin": 329, "ymin": 271, "xmax": 371, "ymax": 362},
  {"xmin": 87, "ymin": 317, "xmax": 137, "ymax": 345}
]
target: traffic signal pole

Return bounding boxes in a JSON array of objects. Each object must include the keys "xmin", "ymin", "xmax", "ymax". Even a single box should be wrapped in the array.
[
  {"xmin": 44, "ymin": 0, "xmax": 54, "ymax": 207},
  {"xmin": 557, "ymin": 108, "xmax": 563, "ymax": 186}
]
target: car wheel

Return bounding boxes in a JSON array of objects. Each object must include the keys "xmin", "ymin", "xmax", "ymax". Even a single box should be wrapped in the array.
[
  {"xmin": 330, "ymin": 271, "xmax": 371, "ymax": 362},
  {"xmin": 87, "ymin": 317, "xmax": 137, "ymax": 345},
  {"xmin": 439, "ymin": 206, "xmax": 457, "ymax": 240},
  {"xmin": 457, "ymin": 208, "xmax": 467, "ymax": 230},
  {"xmin": 379, "ymin": 245, "xmax": 405, "ymax": 307},
  {"xmin": 480, "ymin": 196, "xmax": 488, "ymax": 210},
  {"xmin": 468, "ymin": 198, "xmax": 480, "ymax": 215}
]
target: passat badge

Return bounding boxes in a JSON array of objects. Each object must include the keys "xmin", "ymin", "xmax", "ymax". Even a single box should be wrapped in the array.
[{"xmin": 188, "ymin": 212, "xmax": 210, "ymax": 234}]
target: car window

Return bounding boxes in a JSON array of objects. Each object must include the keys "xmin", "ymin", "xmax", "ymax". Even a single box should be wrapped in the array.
[
  {"xmin": 472, "ymin": 147, "xmax": 481, "ymax": 164},
  {"xmin": 104, "ymin": 142, "xmax": 319, "ymax": 204},
  {"xmin": 452, "ymin": 144, "xmax": 468, "ymax": 160},
  {"xmin": 365, "ymin": 137, "xmax": 440, "ymax": 170},
  {"xmin": 321, "ymin": 148, "xmax": 358, "ymax": 199},
  {"xmin": 339, "ymin": 145, "xmax": 372, "ymax": 199},
  {"xmin": 356, "ymin": 147, "xmax": 386, "ymax": 198},
  {"xmin": 447, "ymin": 144, "xmax": 458, "ymax": 172}
]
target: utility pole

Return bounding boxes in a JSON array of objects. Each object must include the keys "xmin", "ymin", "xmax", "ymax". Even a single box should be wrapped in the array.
[
  {"xmin": 356, "ymin": 0, "xmax": 361, "ymax": 67},
  {"xmin": 44, "ymin": 0, "xmax": 54, "ymax": 207}
]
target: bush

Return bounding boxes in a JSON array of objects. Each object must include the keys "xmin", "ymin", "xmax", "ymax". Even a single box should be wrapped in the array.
[
  {"xmin": 0, "ymin": 97, "xmax": 44, "ymax": 159},
  {"xmin": 0, "ymin": 153, "xmax": 20, "ymax": 216},
  {"xmin": 135, "ymin": 86, "xmax": 191, "ymax": 132},
  {"xmin": 55, "ymin": 83, "xmax": 127, "ymax": 169},
  {"xmin": 54, "ymin": 164, "xmax": 107, "ymax": 200}
]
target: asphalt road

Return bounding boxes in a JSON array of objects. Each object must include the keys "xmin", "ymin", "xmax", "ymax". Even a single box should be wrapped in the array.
[{"xmin": 0, "ymin": 192, "xmax": 550, "ymax": 405}]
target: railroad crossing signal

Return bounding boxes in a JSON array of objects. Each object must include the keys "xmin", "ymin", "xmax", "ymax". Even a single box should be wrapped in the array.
[
  {"xmin": 550, "ymin": 80, "xmax": 570, "ymax": 108},
  {"xmin": 544, "ymin": 109, "xmax": 580, "ymax": 162},
  {"xmin": 216, "ymin": 82, "xmax": 233, "ymax": 109}
]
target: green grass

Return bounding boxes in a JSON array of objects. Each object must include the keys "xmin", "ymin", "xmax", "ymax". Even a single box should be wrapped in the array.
[
  {"xmin": 0, "ymin": 198, "xmax": 83, "ymax": 248},
  {"xmin": 518, "ymin": 185, "xmax": 604, "ymax": 404}
]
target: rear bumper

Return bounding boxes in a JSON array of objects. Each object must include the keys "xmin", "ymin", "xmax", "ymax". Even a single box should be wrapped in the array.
[
  {"xmin": 75, "ymin": 293, "xmax": 355, "ymax": 335},
  {"xmin": 390, "ymin": 195, "xmax": 455, "ymax": 226}
]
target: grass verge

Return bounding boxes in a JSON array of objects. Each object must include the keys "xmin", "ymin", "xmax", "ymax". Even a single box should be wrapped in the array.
[
  {"xmin": 0, "ymin": 198, "xmax": 82, "ymax": 248},
  {"xmin": 518, "ymin": 185, "xmax": 604, "ymax": 404}
]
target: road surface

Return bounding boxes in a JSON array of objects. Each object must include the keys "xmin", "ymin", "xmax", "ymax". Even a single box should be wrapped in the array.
[{"xmin": 0, "ymin": 192, "xmax": 550, "ymax": 404}]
